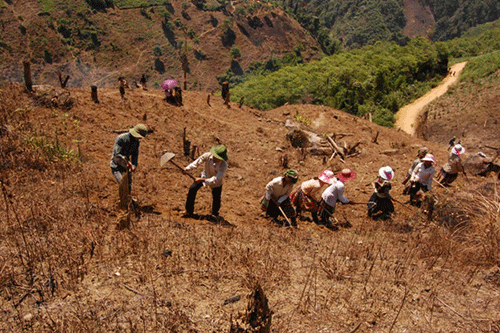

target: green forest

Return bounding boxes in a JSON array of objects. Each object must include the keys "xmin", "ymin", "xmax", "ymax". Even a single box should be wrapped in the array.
[
  {"xmin": 275, "ymin": 0, "xmax": 500, "ymax": 53},
  {"xmin": 230, "ymin": 20, "xmax": 500, "ymax": 127}
]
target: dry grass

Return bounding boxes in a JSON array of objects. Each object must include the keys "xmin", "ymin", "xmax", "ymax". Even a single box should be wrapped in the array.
[{"xmin": 1, "ymin": 84, "xmax": 500, "ymax": 332}]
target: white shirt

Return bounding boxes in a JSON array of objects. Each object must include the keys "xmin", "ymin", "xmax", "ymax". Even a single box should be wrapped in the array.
[
  {"xmin": 185, "ymin": 152, "xmax": 227, "ymax": 188},
  {"xmin": 300, "ymin": 178, "xmax": 328, "ymax": 202},
  {"xmin": 265, "ymin": 176, "xmax": 294, "ymax": 204},
  {"xmin": 410, "ymin": 162, "xmax": 435, "ymax": 190},
  {"xmin": 321, "ymin": 180, "xmax": 349, "ymax": 207},
  {"xmin": 443, "ymin": 154, "xmax": 463, "ymax": 174}
]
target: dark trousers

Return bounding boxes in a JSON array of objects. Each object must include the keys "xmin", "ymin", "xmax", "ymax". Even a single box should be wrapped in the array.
[
  {"xmin": 320, "ymin": 203, "xmax": 334, "ymax": 225},
  {"xmin": 185, "ymin": 182, "xmax": 222, "ymax": 216},
  {"xmin": 367, "ymin": 193, "xmax": 394, "ymax": 217}
]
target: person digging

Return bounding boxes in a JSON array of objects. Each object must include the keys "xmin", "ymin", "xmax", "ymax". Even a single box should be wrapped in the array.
[
  {"xmin": 110, "ymin": 124, "xmax": 148, "ymax": 209},
  {"xmin": 261, "ymin": 170, "xmax": 298, "ymax": 227},
  {"xmin": 182, "ymin": 145, "xmax": 228, "ymax": 220},
  {"xmin": 402, "ymin": 146, "xmax": 428, "ymax": 195},
  {"xmin": 367, "ymin": 166, "xmax": 395, "ymax": 220},
  {"xmin": 289, "ymin": 170, "xmax": 335, "ymax": 224},
  {"xmin": 319, "ymin": 169, "xmax": 359, "ymax": 230},
  {"xmin": 408, "ymin": 153, "xmax": 436, "ymax": 207},
  {"xmin": 436, "ymin": 144, "xmax": 467, "ymax": 186}
]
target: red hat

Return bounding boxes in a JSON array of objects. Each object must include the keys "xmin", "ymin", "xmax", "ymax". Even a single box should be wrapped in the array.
[{"xmin": 337, "ymin": 169, "xmax": 356, "ymax": 182}]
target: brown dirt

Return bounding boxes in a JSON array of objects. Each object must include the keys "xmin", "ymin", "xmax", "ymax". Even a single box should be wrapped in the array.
[
  {"xmin": 1, "ymin": 82, "xmax": 500, "ymax": 331},
  {"xmin": 402, "ymin": 0, "xmax": 436, "ymax": 38},
  {"xmin": 0, "ymin": 0, "xmax": 321, "ymax": 92},
  {"xmin": 395, "ymin": 61, "xmax": 467, "ymax": 135},
  {"xmin": 418, "ymin": 69, "xmax": 500, "ymax": 157}
]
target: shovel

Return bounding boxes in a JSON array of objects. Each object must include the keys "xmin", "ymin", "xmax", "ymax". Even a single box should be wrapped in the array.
[{"xmin": 160, "ymin": 152, "xmax": 196, "ymax": 181}]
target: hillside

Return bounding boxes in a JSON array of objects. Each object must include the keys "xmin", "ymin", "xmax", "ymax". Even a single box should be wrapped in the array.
[
  {"xmin": 0, "ymin": 0, "xmax": 321, "ymax": 91},
  {"xmin": 1, "ymin": 82, "xmax": 499, "ymax": 331},
  {"xmin": 417, "ymin": 69, "xmax": 500, "ymax": 155}
]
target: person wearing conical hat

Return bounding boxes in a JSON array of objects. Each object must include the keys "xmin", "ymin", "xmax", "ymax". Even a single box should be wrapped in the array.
[
  {"xmin": 436, "ymin": 144, "xmax": 466, "ymax": 185},
  {"xmin": 183, "ymin": 145, "xmax": 228, "ymax": 219},
  {"xmin": 289, "ymin": 170, "xmax": 335, "ymax": 224},
  {"xmin": 408, "ymin": 153, "xmax": 436, "ymax": 206},
  {"xmin": 319, "ymin": 169, "xmax": 358, "ymax": 229},
  {"xmin": 110, "ymin": 123, "xmax": 149, "ymax": 186},
  {"xmin": 261, "ymin": 170, "xmax": 298, "ymax": 226},
  {"xmin": 367, "ymin": 166, "xmax": 395, "ymax": 219}
]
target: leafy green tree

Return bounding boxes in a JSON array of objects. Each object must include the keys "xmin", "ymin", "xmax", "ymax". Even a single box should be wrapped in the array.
[{"xmin": 230, "ymin": 46, "xmax": 241, "ymax": 59}]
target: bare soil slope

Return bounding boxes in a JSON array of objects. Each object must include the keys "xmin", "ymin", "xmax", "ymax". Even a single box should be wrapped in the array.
[
  {"xmin": 1, "ymin": 82, "xmax": 500, "ymax": 332},
  {"xmin": 417, "ymin": 69, "xmax": 500, "ymax": 157},
  {"xmin": 395, "ymin": 61, "xmax": 467, "ymax": 135},
  {"xmin": 0, "ymin": 0, "xmax": 321, "ymax": 91}
]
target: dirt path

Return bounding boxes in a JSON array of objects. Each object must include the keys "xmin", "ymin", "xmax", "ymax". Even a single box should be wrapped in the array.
[{"xmin": 395, "ymin": 61, "xmax": 467, "ymax": 135}]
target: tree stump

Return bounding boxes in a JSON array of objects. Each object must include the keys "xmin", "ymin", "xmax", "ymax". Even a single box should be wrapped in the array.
[
  {"xmin": 91, "ymin": 85, "xmax": 99, "ymax": 103},
  {"xmin": 221, "ymin": 81, "xmax": 229, "ymax": 100},
  {"xmin": 23, "ymin": 61, "xmax": 32, "ymax": 92}
]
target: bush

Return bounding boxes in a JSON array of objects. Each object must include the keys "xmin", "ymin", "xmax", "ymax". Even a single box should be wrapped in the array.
[
  {"xmin": 86, "ymin": 0, "xmax": 114, "ymax": 10},
  {"xmin": 230, "ymin": 46, "xmax": 241, "ymax": 59},
  {"xmin": 153, "ymin": 45, "xmax": 162, "ymax": 56}
]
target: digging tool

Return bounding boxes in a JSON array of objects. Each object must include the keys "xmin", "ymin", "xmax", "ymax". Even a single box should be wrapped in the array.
[
  {"xmin": 160, "ymin": 152, "xmax": 196, "ymax": 181},
  {"xmin": 277, "ymin": 205, "xmax": 292, "ymax": 227},
  {"xmin": 433, "ymin": 178, "xmax": 450, "ymax": 192},
  {"xmin": 391, "ymin": 197, "xmax": 414, "ymax": 212}
]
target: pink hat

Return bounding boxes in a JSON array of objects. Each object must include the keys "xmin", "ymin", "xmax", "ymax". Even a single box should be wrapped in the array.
[
  {"xmin": 337, "ymin": 168, "xmax": 357, "ymax": 182},
  {"xmin": 318, "ymin": 170, "xmax": 335, "ymax": 184},
  {"xmin": 421, "ymin": 153, "xmax": 437, "ymax": 165},
  {"xmin": 378, "ymin": 166, "xmax": 394, "ymax": 181},
  {"xmin": 451, "ymin": 144, "xmax": 465, "ymax": 156}
]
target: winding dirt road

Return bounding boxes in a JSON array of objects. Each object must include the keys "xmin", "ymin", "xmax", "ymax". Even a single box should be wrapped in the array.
[{"xmin": 395, "ymin": 61, "xmax": 467, "ymax": 135}]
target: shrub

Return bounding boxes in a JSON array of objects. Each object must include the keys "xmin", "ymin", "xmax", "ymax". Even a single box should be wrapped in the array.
[
  {"xmin": 153, "ymin": 45, "xmax": 162, "ymax": 56},
  {"xmin": 86, "ymin": 0, "xmax": 114, "ymax": 10},
  {"xmin": 230, "ymin": 46, "xmax": 241, "ymax": 59}
]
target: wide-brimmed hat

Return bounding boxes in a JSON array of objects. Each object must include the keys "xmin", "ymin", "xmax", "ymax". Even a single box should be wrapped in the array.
[
  {"xmin": 378, "ymin": 166, "xmax": 394, "ymax": 181},
  {"xmin": 337, "ymin": 169, "xmax": 356, "ymax": 182},
  {"xmin": 318, "ymin": 170, "xmax": 335, "ymax": 184},
  {"xmin": 418, "ymin": 147, "xmax": 429, "ymax": 156},
  {"xmin": 129, "ymin": 124, "xmax": 148, "ymax": 139},
  {"xmin": 210, "ymin": 145, "xmax": 228, "ymax": 161},
  {"xmin": 421, "ymin": 153, "xmax": 437, "ymax": 165},
  {"xmin": 451, "ymin": 144, "xmax": 465, "ymax": 156}
]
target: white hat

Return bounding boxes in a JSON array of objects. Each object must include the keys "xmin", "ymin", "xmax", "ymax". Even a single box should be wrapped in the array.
[
  {"xmin": 378, "ymin": 166, "xmax": 394, "ymax": 181},
  {"xmin": 318, "ymin": 170, "xmax": 335, "ymax": 184},
  {"xmin": 421, "ymin": 153, "xmax": 437, "ymax": 165},
  {"xmin": 452, "ymin": 144, "xmax": 465, "ymax": 156}
]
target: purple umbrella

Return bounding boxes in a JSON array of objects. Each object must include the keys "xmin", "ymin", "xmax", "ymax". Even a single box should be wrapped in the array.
[{"xmin": 161, "ymin": 79, "xmax": 177, "ymax": 90}]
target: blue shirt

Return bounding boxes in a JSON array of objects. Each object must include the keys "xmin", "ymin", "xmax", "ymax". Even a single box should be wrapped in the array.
[{"xmin": 110, "ymin": 132, "xmax": 140, "ymax": 169}]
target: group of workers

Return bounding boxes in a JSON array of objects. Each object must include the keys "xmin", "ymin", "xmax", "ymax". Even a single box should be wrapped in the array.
[{"xmin": 110, "ymin": 124, "xmax": 467, "ymax": 228}]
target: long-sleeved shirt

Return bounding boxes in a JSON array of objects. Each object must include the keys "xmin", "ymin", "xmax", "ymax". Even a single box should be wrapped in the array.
[
  {"xmin": 407, "ymin": 157, "xmax": 422, "ymax": 175},
  {"xmin": 185, "ymin": 152, "xmax": 227, "ymax": 188},
  {"xmin": 443, "ymin": 154, "xmax": 463, "ymax": 174},
  {"xmin": 410, "ymin": 162, "xmax": 435, "ymax": 190},
  {"xmin": 321, "ymin": 180, "xmax": 349, "ymax": 207},
  {"xmin": 265, "ymin": 176, "xmax": 294, "ymax": 204},
  {"xmin": 300, "ymin": 178, "xmax": 328, "ymax": 202},
  {"xmin": 110, "ymin": 132, "xmax": 139, "ymax": 169}
]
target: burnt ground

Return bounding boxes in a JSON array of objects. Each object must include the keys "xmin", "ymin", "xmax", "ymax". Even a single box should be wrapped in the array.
[
  {"xmin": 1, "ymin": 81, "xmax": 500, "ymax": 331},
  {"xmin": 417, "ymin": 70, "xmax": 500, "ymax": 160}
]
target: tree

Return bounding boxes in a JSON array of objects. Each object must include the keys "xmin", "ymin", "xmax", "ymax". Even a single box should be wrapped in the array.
[{"xmin": 230, "ymin": 47, "xmax": 241, "ymax": 59}]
